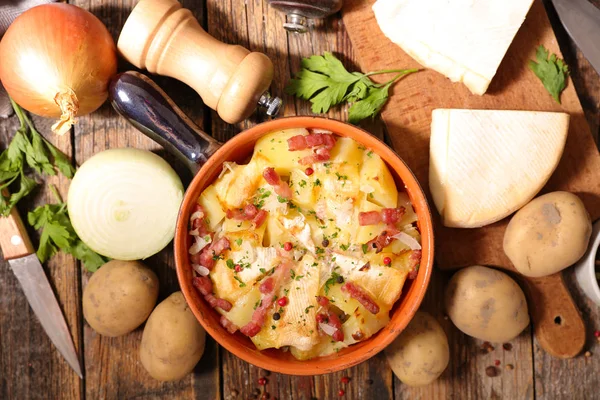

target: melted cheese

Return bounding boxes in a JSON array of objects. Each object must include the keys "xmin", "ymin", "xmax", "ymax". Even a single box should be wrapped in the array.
[
  {"xmin": 430, "ymin": 109, "xmax": 570, "ymax": 227},
  {"xmin": 372, "ymin": 0, "xmax": 535, "ymax": 94}
]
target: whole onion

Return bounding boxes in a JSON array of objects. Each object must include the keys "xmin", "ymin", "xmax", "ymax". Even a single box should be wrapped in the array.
[{"xmin": 0, "ymin": 4, "xmax": 117, "ymax": 135}]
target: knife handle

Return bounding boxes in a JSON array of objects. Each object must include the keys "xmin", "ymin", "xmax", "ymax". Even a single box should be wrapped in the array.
[{"xmin": 0, "ymin": 204, "xmax": 34, "ymax": 260}]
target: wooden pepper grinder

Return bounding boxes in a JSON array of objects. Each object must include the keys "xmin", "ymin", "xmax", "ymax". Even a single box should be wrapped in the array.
[
  {"xmin": 268, "ymin": 0, "xmax": 343, "ymax": 33},
  {"xmin": 117, "ymin": 0, "xmax": 281, "ymax": 124}
]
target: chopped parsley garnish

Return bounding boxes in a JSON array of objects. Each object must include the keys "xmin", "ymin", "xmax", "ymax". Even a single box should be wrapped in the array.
[
  {"xmin": 367, "ymin": 150, "xmax": 373, "ymax": 158},
  {"xmin": 324, "ymin": 272, "xmax": 341, "ymax": 295},
  {"xmin": 299, "ymin": 180, "xmax": 307, "ymax": 188},
  {"xmin": 340, "ymin": 243, "xmax": 349, "ymax": 251},
  {"xmin": 315, "ymin": 247, "xmax": 325, "ymax": 255},
  {"xmin": 362, "ymin": 244, "xmax": 368, "ymax": 254},
  {"xmin": 271, "ymin": 325, "xmax": 276, "ymax": 330},
  {"xmin": 226, "ymin": 259, "xmax": 235, "ymax": 269},
  {"xmin": 233, "ymin": 276, "xmax": 246, "ymax": 287},
  {"xmin": 213, "ymin": 254, "xmax": 225, "ymax": 261},
  {"xmin": 313, "ymin": 179, "xmax": 321, "ymax": 187},
  {"xmin": 295, "ymin": 274, "xmax": 304, "ymax": 281},
  {"xmin": 305, "ymin": 305, "xmax": 315, "ymax": 314},
  {"xmin": 335, "ymin": 172, "xmax": 348, "ymax": 181},
  {"xmin": 277, "ymin": 195, "xmax": 288, "ymax": 203},
  {"xmin": 290, "ymin": 269, "xmax": 296, "ymax": 280},
  {"xmin": 235, "ymin": 238, "xmax": 243, "ymax": 246},
  {"xmin": 284, "ymin": 288, "xmax": 290, "ymax": 296},
  {"xmin": 259, "ymin": 268, "xmax": 267, "ymax": 274}
]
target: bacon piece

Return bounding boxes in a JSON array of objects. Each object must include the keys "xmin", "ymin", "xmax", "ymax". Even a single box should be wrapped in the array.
[
  {"xmin": 190, "ymin": 204, "xmax": 211, "ymax": 236},
  {"xmin": 342, "ymin": 282, "xmax": 380, "ymax": 314},
  {"xmin": 358, "ymin": 211, "xmax": 382, "ymax": 226},
  {"xmin": 192, "ymin": 276, "xmax": 233, "ymax": 312},
  {"xmin": 366, "ymin": 226, "xmax": 400, "ymax": 253},
  {"xmin": 328, "ymin": 312, "xmax": 344, "ymax": 342},
  {"xmin": 263, "ymin": 167, "xmax": 292, "ymax": 199},
  {"xmin": 192, "ymin": 276, "xmax": 213, "ymax": 296},
  {"xmin": 240, "ymin": 262, "xmax": 293, "ymax": 337},
  {"xmin": 259, "ymin": 277, "xmax": 274, "ymax": 294},
  {"xmin": 407, "ymin": 250, "xmax": 422, "ymax": 279},
  {"xmin": 316, "ymin": 297, "xmax": 344, "ymax": 342},
  {"xmin": 287, "ymin": 135, "xmax": 308, "ymax": 151},
  {"xmin": 252, "ymin": 209, "xmax": 268, "ymax": 228},
  {"xmin": 287, "ymin": 133, "xmax": 337, "ymax": 151},
  {"xmin": 197, "ymin": 237, "xmax": 231, "ymax": 270},
  {"xmin": 226, "ymin": 204, "xmax": 259, "ymax": 220},
  {"xmin": 299, "ymin": 149, "xmax": 331, "ymax": 165},
  {"xmin": 382, "ymin": 207, "xmax": 405, "ymax": 224},
  {"xmin": 205, "ymin": 294, "xmax": 233, "ymax": 312},
  {"xmin": 316, "ymin": 296, "xmax": 330, "ymax": 307},
  {"xmin": 220, "ymin": 315, "xmax": 239, "ymax": 334},
  {"xmin": 359, "ymin": 208, "xmax": 406, "ymax": 226}
]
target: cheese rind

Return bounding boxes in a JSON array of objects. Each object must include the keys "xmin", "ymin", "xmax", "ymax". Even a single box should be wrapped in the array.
[
  {"xmin": 429, "ymin": 109, "xmax": 569, "ymax": 228},
  {"xmin": 372, "ymin": 0, "xmax": 535, "ymax": 95}
]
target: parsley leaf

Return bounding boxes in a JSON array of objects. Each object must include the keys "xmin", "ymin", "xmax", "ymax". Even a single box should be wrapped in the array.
[
  {"xmin": 324, "ymin": 272, "xmax": 341, "ymax": 295},
  {"xmin": 529, "ymin": 45, "xmax": 569, "ymax": 104},
  {"xmin": 0, "ymin": 100, "xmax": 75, "ymax": 216},
  {"xmin": 27, "ymin": 186, "xmax": 107, "ymax": 272},
  {"xmin": 286, "ymin": 52, "xmax": 418, "ymax": 123}
]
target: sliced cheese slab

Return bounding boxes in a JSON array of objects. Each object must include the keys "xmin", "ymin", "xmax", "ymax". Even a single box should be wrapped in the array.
[
  {"xmin": 372, "ymin": 0, "xmax": 534, "ymax": 95},
  {"xmin": 430, "ymin": 109, "xmax": 569, "ymax": 228}
]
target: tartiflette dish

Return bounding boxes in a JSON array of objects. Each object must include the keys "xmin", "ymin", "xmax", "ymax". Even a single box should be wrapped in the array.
[{"xmin": 187, "ymin": 128, "xmax": 421, "ymax": 360}]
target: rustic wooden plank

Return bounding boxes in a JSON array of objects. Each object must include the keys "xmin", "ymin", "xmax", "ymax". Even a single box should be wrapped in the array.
[
  {"xmin": 70, "ymin": 0, "xmax": 219, "ymax": 399},
  {"xmin": 207, "ymin": 1, "xmax": 394, "ymax": 399},
  {"xmin": 0, "ymin": 115, "xmax": 83, "ymax": 399},
  {"xmin": 393, "ymin": 270, "xmax": 534, "ymax": 400}
]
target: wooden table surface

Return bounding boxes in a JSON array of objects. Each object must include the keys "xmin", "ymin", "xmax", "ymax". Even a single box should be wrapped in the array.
[{"xmin": 1, "ymin": 0, "xmax": 600, "ymax": 399}]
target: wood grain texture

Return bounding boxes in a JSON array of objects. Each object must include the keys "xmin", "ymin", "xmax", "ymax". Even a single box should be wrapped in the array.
[
  {"xmin": 341, "ymin": 0, "xmax": 597, "ymax": 359},
  {"xmin": 71, "ymin": 1, "xmax": 218, "ymax": 399},
  {"xmin": 0, "ymin": 117, "xmax": 82, "ymax": 400},
  {"xmin": 206, "ymin": 1, "xmax": 391, "ymax": 399}
]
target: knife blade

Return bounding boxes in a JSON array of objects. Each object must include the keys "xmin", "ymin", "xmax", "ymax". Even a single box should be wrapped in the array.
[
  {"xmin": 551, "ymin": 0, "xmax": 600, "ymax": 75},
  {"xmin": 0, "ymin": 203, "xmax": 82, "ymax": 379}
]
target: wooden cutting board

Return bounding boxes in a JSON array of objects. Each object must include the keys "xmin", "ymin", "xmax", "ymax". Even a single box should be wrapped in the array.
[{"xmin": 342, "ymin": 0, "xmax": 600, "ymax": 358}]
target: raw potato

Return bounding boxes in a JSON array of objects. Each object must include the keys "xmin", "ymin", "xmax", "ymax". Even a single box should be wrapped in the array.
[
  {"xmin": 445, "ymin": 266, "xmax": 529, "ymax": 343},
  {"xmin": 83, "ymin": 260, "xmax": 159, "ymax": 337},
  {"xmin": 503, "ymin": 191, "xmax": 592, "ymax": 278},
  {"xmin": 385, "ymin": 311, "xmax": 449, "ymax": 386},
  {"xmin": 140, "ymin": 292, "xmax": 206, "ymax": 381}
]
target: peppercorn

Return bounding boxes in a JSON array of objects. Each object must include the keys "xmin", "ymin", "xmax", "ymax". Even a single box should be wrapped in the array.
[
  {"xmin": 322, "ymin": 239, "xmax": 330, "ymax": 247},
  {"xmin": 494, "ymin": 360, "xmax": 501, "ymax": 366},
  {"xmin": 595, "ymin": 330, "xmax": 600, "ymax": 338},
  {"xmin": 305, "ymin": 167, "xmax": 314, "ymax": 176},
  {"xmin": 284, "ymin": 242, "xmax": 293, "ymax": 251},
  {"xmin": 505, "ymin": 364, "xmax": 514, "ymax": 371},
  {"xmin": 338, "ymin": 389, "xmax": 345, "ymax": 396},
  {"xmin": 231, "ymin": 389, "xmax": 239, "ymax": 397},
  {"xmin": 235, "ymin": 264, "xmax": 242, "ymax": 272},
  {"xmin": 585, "ymin": 351, "xmax": 592, "ymax": 358},
  {"xmin": 341, "ymin": 376, "xmax": 350, "ymax": 384},
  {"xmin": 502, "ymin": 343, "xmax": 513, "ymax": 351},
  {"xmin": 261, "ymin": 393, "xmax": 270, "ymax": 400},
  {"xmin": 485, "ymin": 366, "xmax": 498, "ymax": 377},
  {"xmin": 258, "ymin": 377, "xmax": 268, "ymax": 385},
  {"xmin": 277, "ymin": 297, "xmax": 289, "ymax": 307},
  {"xmin": 336, "ymin": 275, "xmax": 344, "ymax": 284},
  {"xmin": 273, "ymin": 312, "xmax": 281, "ymax": 321},
  {"xmin": 383, "ymin": 257, "xmax": 391, "ymax": 265}
]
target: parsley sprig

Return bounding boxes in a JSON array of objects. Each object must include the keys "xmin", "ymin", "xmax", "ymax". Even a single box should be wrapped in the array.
[
  {"xmin": 529, "ymin": 45, "xmax": 569, "ymax": 104},
  {"xmin": 286, "ymin": 52, "xmax": 418, "ymax": 124},
  {"xmin": 0, "ymin": 99, "xmax": 75, "ymax": 216},
  {"xmin": 27, "ymin": 185, "xmax": 107, "ymax": 272}
]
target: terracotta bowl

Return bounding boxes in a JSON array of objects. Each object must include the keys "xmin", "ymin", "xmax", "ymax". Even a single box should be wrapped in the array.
[
  {"xmin": 109, "ymin": 72, "xmax": 434, "ymax": 375},
  {"xmin": 175, "ymin": 117, "xmax": 434, "ymax": 375}
]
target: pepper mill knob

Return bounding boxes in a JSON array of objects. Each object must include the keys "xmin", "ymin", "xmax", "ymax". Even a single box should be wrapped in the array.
[
  {"xmin": 268, "ymin": 0, "xmax": 343, "ymax": 33},
  {"xmin": 117, "ymin": 0, "xmax": 281, "ymax": 124}
]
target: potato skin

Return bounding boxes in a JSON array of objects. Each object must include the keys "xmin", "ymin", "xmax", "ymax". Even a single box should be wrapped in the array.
[
  {"xmin": 385, "ymin": 311, "xmax": 449, "ymax": 386},
  {"xmin": 503, "ymin": 191, "xmax": 592, "ymax": 278},
  {"xmin": 83, "ymin": 260, "xmax": 159, "ymax": 337},
  {"xmin": 445, "ymin": 266, "xmax": 529, "ymax": 343},
  {"xmin": 140, "ymin": 292, "xmax": 206, "ymax": 381}
]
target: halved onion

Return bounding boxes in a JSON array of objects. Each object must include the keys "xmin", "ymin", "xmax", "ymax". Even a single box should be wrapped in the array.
[
  {"xmin": 67, "ymin": 148, "xmax": 183, "ymax": 260},
  {"xmin": 392, "ymin": 231, "xmax": 422, "ymax": 250}
]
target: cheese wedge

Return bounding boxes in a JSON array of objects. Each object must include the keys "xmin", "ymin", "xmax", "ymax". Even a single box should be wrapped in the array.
[
  {"xmin": 429, "ymin": 109, "xmax": 569, "ymax": 228},
  {"xmin": 372, "ymin": 0, "xmax": 534, "ymax": 95}
]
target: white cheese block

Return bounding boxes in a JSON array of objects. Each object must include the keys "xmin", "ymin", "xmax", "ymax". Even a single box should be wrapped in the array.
[
  {"xmin": 429, "ymin": 109, "xmax": 569, "ymax": 228},
  {"xmin": 372, "ymin": 0, "xmax": 534, "ymax": 95}
]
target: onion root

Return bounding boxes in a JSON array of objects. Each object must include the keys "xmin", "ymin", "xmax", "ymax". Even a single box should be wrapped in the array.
[{"xmin": 52, "ymin": 88, "xmax": 79, "ymax": 136}]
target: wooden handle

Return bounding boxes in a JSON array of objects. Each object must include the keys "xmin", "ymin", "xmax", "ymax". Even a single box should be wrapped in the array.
[
  {"xmin": 0, "ymin": 203, "xmax": 34, "ymax": 260},
  {"xmin": 520, "ymin": 273, "xmax": 585, "ymax": 358},
  {"xmin": 117, "ymin": 0, "xmax": 275, "ymax": 124}
]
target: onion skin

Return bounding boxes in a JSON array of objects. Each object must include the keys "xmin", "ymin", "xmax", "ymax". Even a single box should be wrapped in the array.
[{"xmin": 0, "ymin": 4, "xmax": 117, "ymax": 135}]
